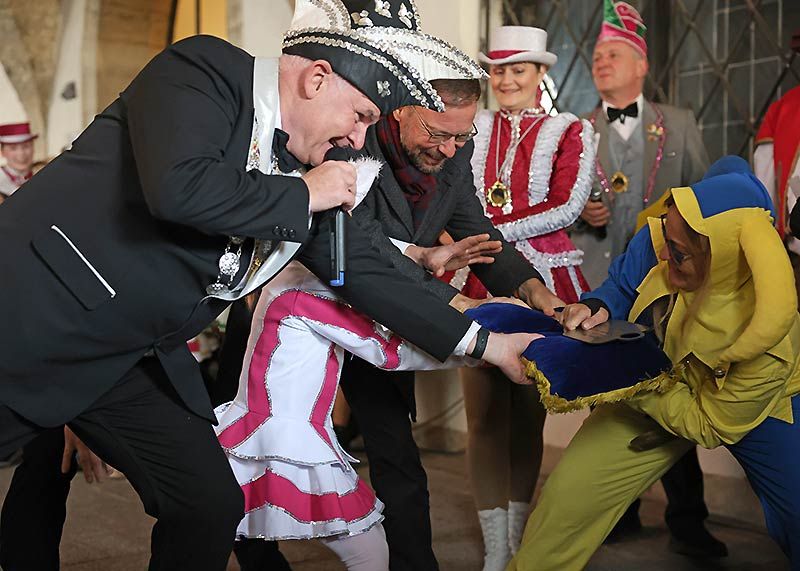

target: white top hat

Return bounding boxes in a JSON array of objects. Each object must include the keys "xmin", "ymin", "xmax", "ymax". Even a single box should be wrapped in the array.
[{"xmin": 478, "ymin": 26, "xmax": 557, "ymax": 67}]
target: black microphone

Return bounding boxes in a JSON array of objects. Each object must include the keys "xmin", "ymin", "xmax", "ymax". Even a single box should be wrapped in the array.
[
  {"xmin": 323, "ymin": 147, "xmax": 353, "ymax": 287},
  {"xmin": 588, "ymin": 187, "xmax": 607, "ymax": 240}
]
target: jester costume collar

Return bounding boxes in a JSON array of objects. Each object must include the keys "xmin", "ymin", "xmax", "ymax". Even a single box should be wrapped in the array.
[{"xmin": 630, "ymin": 156, "xmax": 796, "ymax": 385}]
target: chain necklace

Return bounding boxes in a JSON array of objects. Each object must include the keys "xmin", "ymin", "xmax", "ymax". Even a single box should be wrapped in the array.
[{"xmin": 487, "ymin": 110, "xmax": 546, "ymax": 210}]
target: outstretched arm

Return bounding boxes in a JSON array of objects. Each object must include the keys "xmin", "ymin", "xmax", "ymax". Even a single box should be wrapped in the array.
[{"xmin": 299, "ymin": 303, "xmax": 539, "ymax": 383}]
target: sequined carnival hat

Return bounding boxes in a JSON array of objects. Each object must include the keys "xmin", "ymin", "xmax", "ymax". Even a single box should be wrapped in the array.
[
  {"xmin": 282, "ymin": 0, "xmax": 487, "ymax": 115},
  {"xmin": 596, "ymin": 0, "xmax": 648, "ymax": 58}
]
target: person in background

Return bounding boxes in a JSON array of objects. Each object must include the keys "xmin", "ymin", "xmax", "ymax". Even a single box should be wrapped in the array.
[
  {"xmin": 512, "ymin": 157, "xmax": 800, "ymax": 571},
  {"xmin": 0, "ymin": 122, "xmax": 37, "ymax": 203},
  {"xmin": 447, "ymin": 25, "xmax": 594, "ymax": 571},
  {"xmin": 569, "ymin": 0, "xmax": 722, "ymax": 556},
  {"xmin": 753, "ymin": 28, "xmax": 800, "ymax": 305}
]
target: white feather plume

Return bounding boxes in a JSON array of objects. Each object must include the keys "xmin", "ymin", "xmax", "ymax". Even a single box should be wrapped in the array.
[{"xmin": 350, "ymin": 156, "xmax": 383, "ymax": 211}]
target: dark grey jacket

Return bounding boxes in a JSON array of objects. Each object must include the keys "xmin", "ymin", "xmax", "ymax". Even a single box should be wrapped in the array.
[{"xmin": 353, "ymin": 127, "xmax": 542, "ymax": 303}]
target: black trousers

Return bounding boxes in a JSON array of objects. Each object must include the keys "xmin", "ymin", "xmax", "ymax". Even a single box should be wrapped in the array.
[
  {"xmin": 214, "ymin": 297, "xmax": 292, "ymax": 571},
  {"xmin": 0, "ymin": 358, "xmax": 244, "ymax": 571},
  {"xmin": 0, "ymin": 428, "xmax": 75, "ymax": 570},
  {"xmin": 662, "ymin": 447, "xmax": 708, "ymax": 530},
  {"xmin": 340, "ymin": 356, "xmax": 437, "ymax": 571},
  {"xmin": 621, "ymin": 446, "xmax": 708, "ymax": 532}
]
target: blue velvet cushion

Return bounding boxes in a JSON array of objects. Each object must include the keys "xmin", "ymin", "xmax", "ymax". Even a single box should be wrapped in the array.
[{"xmin": 465, "ymin": 303, "xmax": 675, "ymax": 412}]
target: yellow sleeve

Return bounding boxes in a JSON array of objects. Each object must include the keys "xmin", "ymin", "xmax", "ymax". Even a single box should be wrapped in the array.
[{"xmin": 627, "ymin": 355, "xmax": 791, "ymax": 449}]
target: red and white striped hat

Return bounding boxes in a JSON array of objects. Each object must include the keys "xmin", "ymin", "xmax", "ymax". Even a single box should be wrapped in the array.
[
  {"xmin": 0, "ymin": 122, "xmax": 38, "ymax": 144},
  {"xmin": 478, "ymin": 26, "xmax": 557, "ymax": 67}
]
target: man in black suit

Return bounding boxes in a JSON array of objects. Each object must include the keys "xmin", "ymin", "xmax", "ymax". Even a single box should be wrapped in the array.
[
  {"xmin": 340, "ymin": 78, "xmax": 563, "ymax": 570},
  {"xmin": 0, "ymin": 3, "xmax": 537, "ymax": 569}
]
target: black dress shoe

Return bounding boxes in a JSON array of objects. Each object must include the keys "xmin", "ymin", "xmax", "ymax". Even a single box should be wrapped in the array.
[
  {"xmin": 668, "ymin": 524, "xmax": 728, "ymax": 558},
  {"xmin": 604, "ymin": 509, "xmax": 643, "ymax": 544}
]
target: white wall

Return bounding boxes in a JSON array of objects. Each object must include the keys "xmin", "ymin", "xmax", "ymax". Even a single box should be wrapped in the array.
[
  {"xmin": 0, "ymin": 63, "xmax": 28, "ymax": 167},
  {"xmin": 417, "ymin": 0, "xmax": 483, "ymax": 63},
  {"xmin": 0, "ymin": 63, "xmax": 27, "ymax": 126},
  {"xmin": 229, "ymin": 0, "xmax": 487, "ymax": 59},
  {"xmin": 47, "ymin": 0, "xmax": 87, "ymax": 157},
  {"xmin": 229, "ymin": 0, "xmax": 294, "ymax": 56}
]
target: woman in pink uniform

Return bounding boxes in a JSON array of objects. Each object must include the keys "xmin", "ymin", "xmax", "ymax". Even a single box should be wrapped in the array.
[{"xmin": 454, "ymin": 26, "xmax": 595, "ymax": 571}]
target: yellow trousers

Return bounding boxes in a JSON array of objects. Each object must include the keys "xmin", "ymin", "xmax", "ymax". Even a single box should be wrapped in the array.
[{"xmin": 508, "ymin": 404, "xmax": 694, "ymax": 571}]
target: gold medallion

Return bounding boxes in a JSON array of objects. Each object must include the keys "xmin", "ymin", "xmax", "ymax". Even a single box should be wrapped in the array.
[
  {"xmin": 610, "ymin": 171, "xmax": 629, "ymax": 194},
  {"xmin": 487, "ymin": 180, "xmax": 511, "ymax": 207}
]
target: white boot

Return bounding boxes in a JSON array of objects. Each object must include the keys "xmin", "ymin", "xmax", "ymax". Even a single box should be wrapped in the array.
[
  {"xmin": 477, "ymin": 507, "xmax": 511, "ymax": 571},
  {"xmin": 507, "ymin": 501, "xmax": 530, "ymax": 555}
]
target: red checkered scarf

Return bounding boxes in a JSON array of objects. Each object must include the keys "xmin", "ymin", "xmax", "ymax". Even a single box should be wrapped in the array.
[{"xmin": 375, "ymin": 114, "xmax": 438, "ymax": 232}]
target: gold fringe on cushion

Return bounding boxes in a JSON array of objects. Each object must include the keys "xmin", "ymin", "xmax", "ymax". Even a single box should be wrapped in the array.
[{"xmin": 523, "ymin": 358, "xmax": 683, "ymax": 414}]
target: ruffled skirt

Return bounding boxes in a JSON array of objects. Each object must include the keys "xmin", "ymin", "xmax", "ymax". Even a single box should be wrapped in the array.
[{"xmin": 215, "ymin": 402, "xmax": 384, "ymax": 540}]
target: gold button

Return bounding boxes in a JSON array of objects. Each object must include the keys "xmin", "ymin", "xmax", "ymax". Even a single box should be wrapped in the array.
[{"xmin": 713, "ymin": 367, "xmax": 726, "ymax": 379}]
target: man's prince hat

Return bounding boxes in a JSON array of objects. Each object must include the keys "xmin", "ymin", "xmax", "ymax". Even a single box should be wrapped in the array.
[
  {"xmin": 596, "ymin": 0, "xmax": 648, "ymax": 58},
  {"xmin": 282, "ymin": 0, "xmax": 487, "ymax": 115}
]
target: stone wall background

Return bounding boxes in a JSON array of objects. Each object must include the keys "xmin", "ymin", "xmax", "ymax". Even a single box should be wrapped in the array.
[{"xmin": 0, "ymin": 0, "xmax": 172, "ymax": 161}]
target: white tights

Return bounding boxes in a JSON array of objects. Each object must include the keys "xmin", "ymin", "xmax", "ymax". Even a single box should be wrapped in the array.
[{"xmin": 319, "ymin": 523, "xmax": 389, "ymax": 571}]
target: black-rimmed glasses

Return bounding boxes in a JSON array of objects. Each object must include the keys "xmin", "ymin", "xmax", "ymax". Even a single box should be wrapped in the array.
[
  {"xmin": 660, "ymin": 214, "xmax": 693, "ymax": 266},
  {"xmin": 411, "ymin": 106, "xmax": 477, "ymax": 145}
]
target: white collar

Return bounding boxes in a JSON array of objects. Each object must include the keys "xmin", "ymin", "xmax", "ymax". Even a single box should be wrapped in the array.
[
  {"xmin": 208, "ymin": 58, "xmax": 305, "ymax": 303},
  {"xmin": 250, "ymin": 57, "xmax": 283, "ymax": 175},
  {"xmin": 2, "ymin": 164, "xmax": 29, "ymax": 177}
]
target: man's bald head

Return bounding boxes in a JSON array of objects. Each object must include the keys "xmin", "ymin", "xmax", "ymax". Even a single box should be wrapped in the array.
[{"xmin": 278, "ymin": 55, "xmax": 380, "ymax": 166}]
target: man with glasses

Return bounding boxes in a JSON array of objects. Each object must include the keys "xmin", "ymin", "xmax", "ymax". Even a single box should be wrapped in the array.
[{"xmin": 338, "ymin": 78, "xmax": 561, "ymax": 571}]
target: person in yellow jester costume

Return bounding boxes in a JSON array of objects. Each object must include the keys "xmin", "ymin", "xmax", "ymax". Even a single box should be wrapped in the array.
[{"xmin": 509, "ymin": 155, "xmax": 800, "ymax": 570}]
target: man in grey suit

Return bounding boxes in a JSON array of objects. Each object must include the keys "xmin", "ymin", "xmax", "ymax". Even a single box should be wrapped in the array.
[
  {"xmin": 572, "ymin": 52, "xmax": 708, "ymax": 289},
  {"xmin": 570, "ymin": 1, "xmax": 725, "ymax": 559},
  {"xmin": 341, "ymin": 78, "xmax": 562, "ymax": 571}
]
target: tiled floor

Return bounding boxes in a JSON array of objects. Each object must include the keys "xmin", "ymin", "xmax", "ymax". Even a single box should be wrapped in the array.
[{"xmin": 0, "ymin": 448, "xmax": 788, "ymax": 570}]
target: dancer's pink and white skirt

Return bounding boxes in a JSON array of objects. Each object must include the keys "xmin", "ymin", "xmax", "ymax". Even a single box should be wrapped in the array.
[{"xmin": 215, "ymin": 404, "xmax": 383, "ymax": 539}]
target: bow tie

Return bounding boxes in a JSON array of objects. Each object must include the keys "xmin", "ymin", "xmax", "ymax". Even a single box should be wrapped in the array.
[
  {"xmin": 606, "ymin": 102, "xmax": 639, "ymax": 124},
  {"xmin": 272, "ymin": 128, "xmax": 305, "ymax": 173}
]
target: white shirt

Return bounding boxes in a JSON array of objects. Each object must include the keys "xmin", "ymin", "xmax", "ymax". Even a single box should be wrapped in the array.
[
  {"xmin": 753, "ymin": 143, "xmax": 800, "ymax": 254},
  {"xmin": 602, "ymin": 93, "xmax": 644, "ymax": 142}
]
